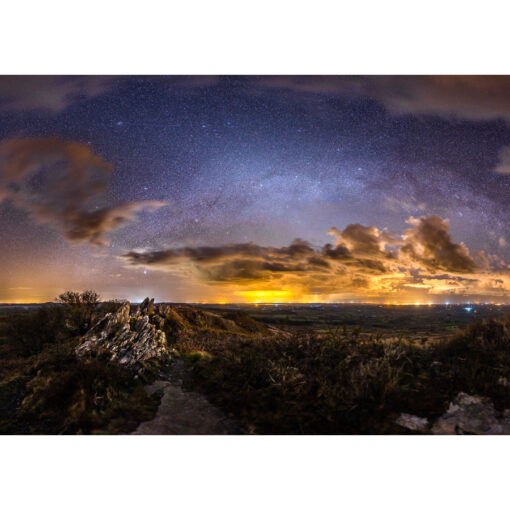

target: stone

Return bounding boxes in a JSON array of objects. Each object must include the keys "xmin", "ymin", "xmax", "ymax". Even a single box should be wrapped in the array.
[
  {"xmin": 139, "ymin": 297, "xmax": 155, "ymax": 315},
  {"xmin": 75, "ymin": 298, "xmax": 273, "ymax": 372},
  {"xmin": 395, "ymin": 413, "xmax": 429, "ymax": 432},
  {"xmin": 431, "ymin": 392, "xmax": 510, "ymax": 435},
  {"xmin": 75, "ymin": 301, "xmax": 168, "ymax": 371},
  {"xmin": 133, "ymin": 362, "xmax": 242, "ymax": 435}
]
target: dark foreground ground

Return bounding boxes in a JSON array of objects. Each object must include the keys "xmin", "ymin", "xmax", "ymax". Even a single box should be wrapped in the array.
[{"xmin": 2, "ymin": 301, "xmax": 510, "ymax": 434}]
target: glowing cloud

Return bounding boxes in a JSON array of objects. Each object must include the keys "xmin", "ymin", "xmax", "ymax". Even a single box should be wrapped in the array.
[{"xmin": 122, "ymin": 215, "xmax": 510, "ymax": 302}]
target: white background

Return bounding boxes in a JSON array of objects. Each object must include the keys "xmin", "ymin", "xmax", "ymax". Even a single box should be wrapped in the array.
[{"xmin": 2, "ymin": 2, "xmax": 510, "ymax": 509}]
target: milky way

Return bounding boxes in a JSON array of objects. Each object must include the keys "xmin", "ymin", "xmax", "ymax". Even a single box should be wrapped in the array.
[{"xmin": 1, "ymin": 76, "xmax": 510, "ymax": 303}]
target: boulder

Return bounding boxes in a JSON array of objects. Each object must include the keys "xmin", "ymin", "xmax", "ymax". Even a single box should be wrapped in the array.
[{"xmin": 431, "ymin": 392, "xmax": 510, "ymax": 435}]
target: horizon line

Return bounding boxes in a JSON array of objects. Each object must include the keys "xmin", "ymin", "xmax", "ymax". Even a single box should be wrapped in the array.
[{"xmin": 0, "ymin": 301, "xmax": 508, "ymax": 306}]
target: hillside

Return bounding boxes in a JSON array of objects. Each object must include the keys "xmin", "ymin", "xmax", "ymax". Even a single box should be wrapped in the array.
[{"xmin": 2, "ymin": 297, "xmax": 510, "ymax": 434}]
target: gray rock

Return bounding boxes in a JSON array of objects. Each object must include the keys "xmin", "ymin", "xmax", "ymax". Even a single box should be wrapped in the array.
[
  {"xmin": 395, "ymin": 413, "xmax": 429, "ymax": 432},
  {"xmin": 431, "ymin": 392, "xmax": 510, "ymax": 435},
  {"xmin": 76, "ymin": 297, "xmax": 272, "ymax": 373},
  {"xmin": 139, "ymin": 297, "xmax": 155, "ymax": 315},
  {"xmin": 75, "ymin": 300, "xmax": 168, "ymax": 370}
]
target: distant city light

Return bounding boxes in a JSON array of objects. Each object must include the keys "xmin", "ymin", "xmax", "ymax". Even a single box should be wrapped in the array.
[{"xmin": 464, "ymin": 306, "xmax": 473, "ymax": 312}]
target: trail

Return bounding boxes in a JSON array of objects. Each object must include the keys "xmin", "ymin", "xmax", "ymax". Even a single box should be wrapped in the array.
[{"xmin": 133, "ymin": 361, "xmax": 241, "ymax": 435}]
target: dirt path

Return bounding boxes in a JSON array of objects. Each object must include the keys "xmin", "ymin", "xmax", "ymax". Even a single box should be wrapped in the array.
[{"xmin": 133, "ymin": 362, "xmax": 241, "ymax": 435}]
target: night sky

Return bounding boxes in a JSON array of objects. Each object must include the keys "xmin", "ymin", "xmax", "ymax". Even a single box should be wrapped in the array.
[{"xmin": 2, "ymin": 76, "xmax": 510, "ymax": 303}]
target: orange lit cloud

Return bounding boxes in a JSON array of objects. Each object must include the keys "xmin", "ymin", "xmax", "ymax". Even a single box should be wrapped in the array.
[{"xmin": 122, "ymin": 215, "xmax": 510, "ymax": 302}]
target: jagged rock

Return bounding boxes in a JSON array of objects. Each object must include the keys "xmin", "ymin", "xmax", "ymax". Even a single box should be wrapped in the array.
[
  {"xmin": 75, "ymin": 301, "xmax": 168, "ymax": 370},
  {"xmin": 151, "ymin": 314, "xmax": 165, "ymax": 330},
  {"xmin": 395, "ymin": 413, "xmax": 429, "ymax": 432},
  {"xmin": 76, "ymin": 298, "xmax": 273, "ymax": 370},
  {"xmin": 156, "ymin": 303, "xmax": 170, "ymax": 316},
  {"xmin": 139, "ymin": 297, "xmax": 155, "ymax": 315},
  {"xmin": 431, "ymin": 392, "xmax": 510, "ymax": 435}
]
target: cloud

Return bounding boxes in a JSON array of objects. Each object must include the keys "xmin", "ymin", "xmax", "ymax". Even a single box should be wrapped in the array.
[
  {"xmin": 0, "ymin": 76, "xmax": 222, "ymax": 114},
  {"xmin": 328, "ymin": 223, "xmax": 397, "ymax": 255},
  {"xmin": 400, "ymin": 216, "xmax": 478, "ymax": 274},
  {"xmin": 5, "ymin": 75, "xmax": 510, "ymax": 123},
  {"xmin": 122, "ymin": 215, "xmax": 503, "ymax": 301},
  {"xmin": 0, "ymin": 76, "xmax": 114, "ymax": 113},
  {"xmin": 64, "ymin": 201, "xmax": 167, "ymax": 245},
  {"xmin": 257, "ymin": 76, "xmax": 510, "ymax": 123},
  {"xmin": 493, "ymin": 145, "xmax": 510, "ymax": 174},
  {"xmin": 3, "ymin": 75, "xmax": 510, "ymax": 123},
  {"xmin": 0, "ymin": 137, "xmax": 166, "ymax": 245},
  {"xmin": 122, "ymin": 236, "xmax": 391, "ymax": 297}
]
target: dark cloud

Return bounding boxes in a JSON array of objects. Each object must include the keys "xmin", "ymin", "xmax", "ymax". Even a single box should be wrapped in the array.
[
  {"xmin": 257, "ymin": 76, "xmax": 510, "ymax": 122},
  {"xmin": 328, "ymin": 223, "xmax": 397, "ymax": 255},
  {"xmin": 494, "ymin": 145, "xmax": 510, "ymax": 174},
  {"xmin": 0, "ymin": 76, "xmax": 222, "ymax": 114},
  {"xmin": 64, "ymin": 201, "xmax": 167, "ymax": 245},
  {"xmin": 6, "ymin": 75, "xmax": 510, "ymax": 123},
  {"xmin": 123, "ymin": 238, "xmax": 347, "ymax": 291},
  {"xmin": 0, "ymin": 137, "xmax": 166, "ymax": 245},
  {"xmin": 400, "ymin": 216, "xmax": 478, "ymax": 274},
  {"xmin": 0, "ymin": 76, "xmax": 114, "ymax": 113}
]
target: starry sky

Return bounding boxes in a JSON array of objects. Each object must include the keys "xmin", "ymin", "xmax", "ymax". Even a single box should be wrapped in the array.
[{"xmin": 2, "ymin": 76, "xmax": 510, "ymax": 303}]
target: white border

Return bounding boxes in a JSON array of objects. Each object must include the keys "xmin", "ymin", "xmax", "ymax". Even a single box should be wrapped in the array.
[{"xmin": 2, "ymin": 2, "xmax": 510, "ymax": 508}]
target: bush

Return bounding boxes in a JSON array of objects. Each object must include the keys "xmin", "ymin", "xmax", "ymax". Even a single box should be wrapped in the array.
[
  {"xmin": 175, "ymin": 316, "xmax": 510, "ymax": 434},
  {"xmin": 20, "ymin": 356, "xmax": 159, "ymax": 434},
  {"xmin": 56, "ymin": 290, "xmax": 101, "ymax": 334},
  {"xmin": 5, "ymin": 306, "xmax": 66, "ymax": 356}
]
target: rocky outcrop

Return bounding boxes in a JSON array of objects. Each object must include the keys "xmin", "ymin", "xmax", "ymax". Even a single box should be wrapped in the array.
[
  {"xmin": 138, "ymin": 297, "xmax": 155, "ymax": 315},
  {"xmin": 75, "ymin": 298, "xmax": 272, "ymax": 371},
  {"xmin": 396, "ymin": 392, "xmax": 510, "ymax": 434},
  {"xmin": 75, "ymin": 301, "xmax": 168, "ymax": 371},
  {"xmin": 431, "ymin": 393, "xmax": 510, "ymax": 434}
]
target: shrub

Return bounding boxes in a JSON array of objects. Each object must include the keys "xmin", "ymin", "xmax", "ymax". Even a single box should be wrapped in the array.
[
  {"xmin": 175, "ymin": 316, "xmax": 510, "ymax": 434},
  {"xmin": 56, "ymin": 290, "xmax": 101, "ymax": 334},
  {"xmin": 5, "ymin": 306, "xmax": 66, "ymax": 356}
]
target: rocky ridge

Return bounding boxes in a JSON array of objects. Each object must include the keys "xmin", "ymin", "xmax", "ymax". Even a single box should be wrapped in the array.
[
  {"xmin": 75, "ymin": 297, "xmax": 271, "ymax": 372},
  {"xmin": 75, "ymin": 300, "xmax": 168, "ymax": 371}
]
